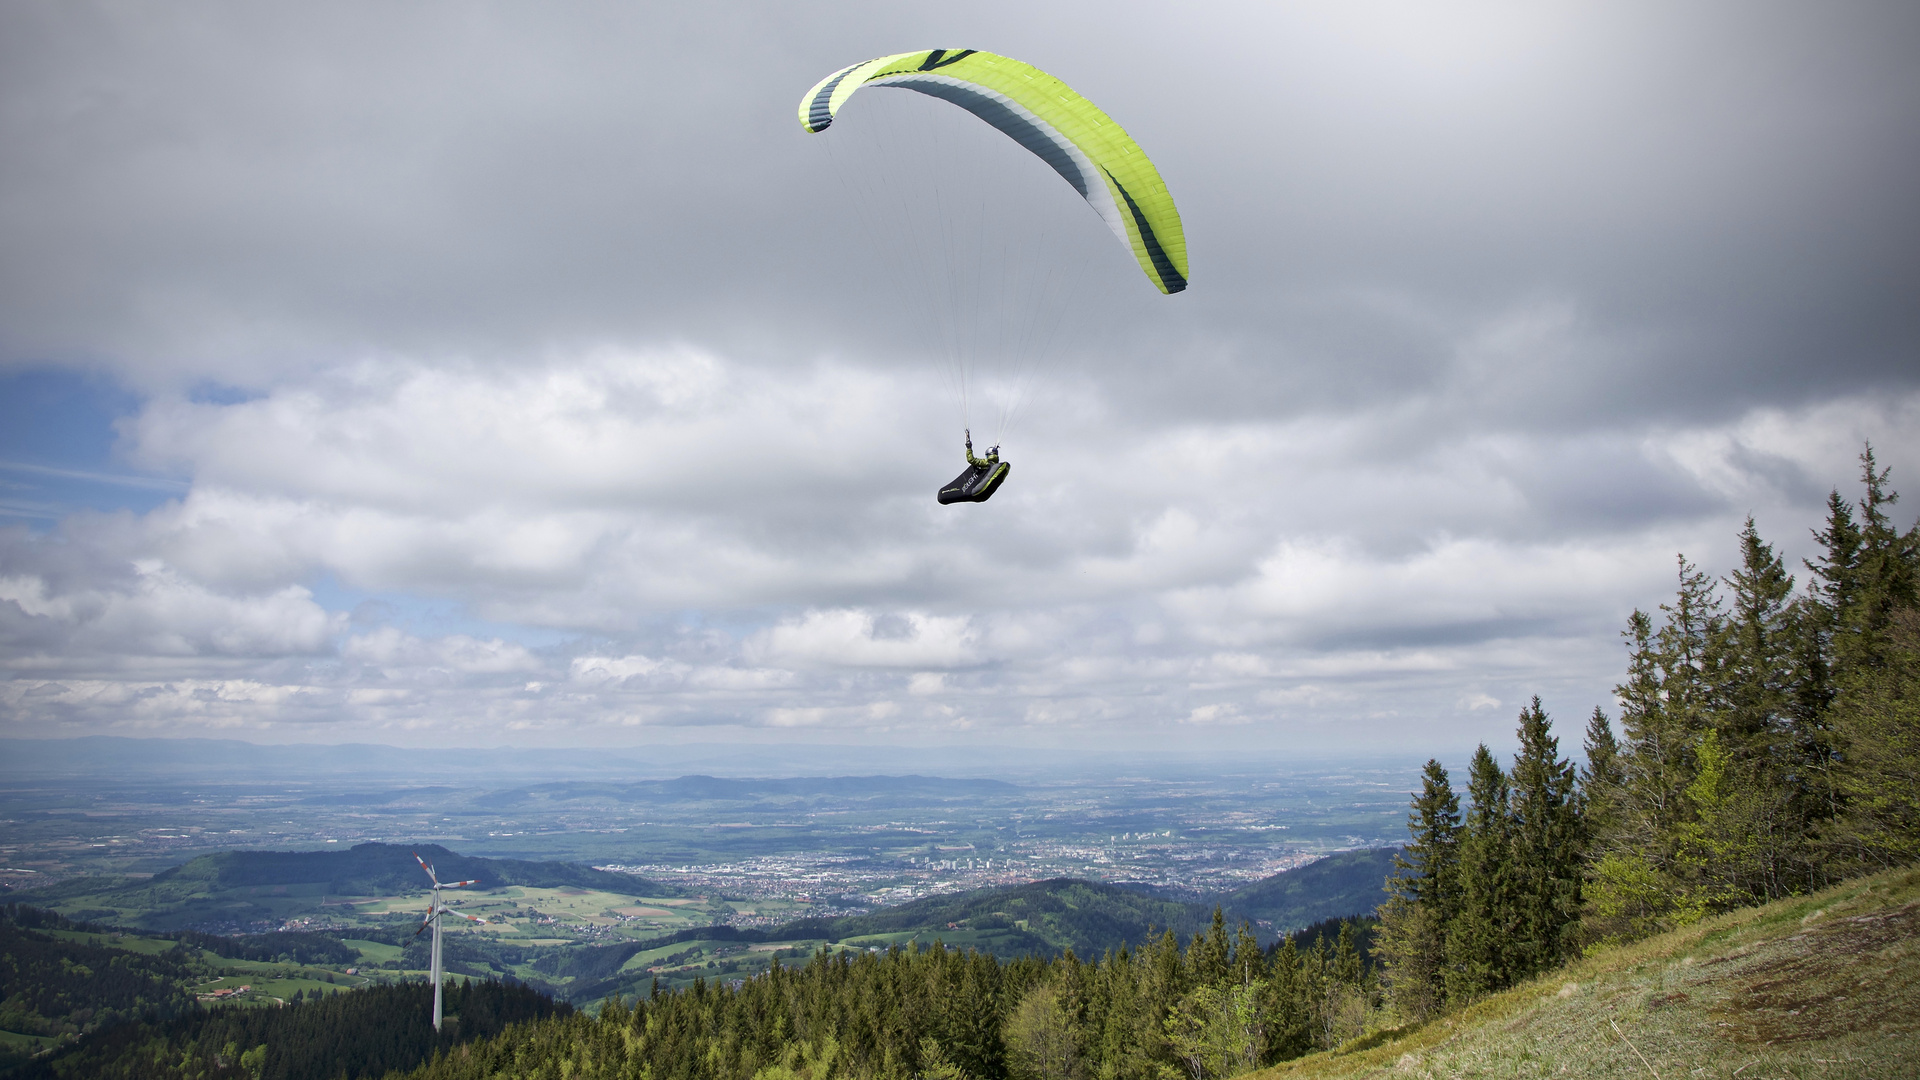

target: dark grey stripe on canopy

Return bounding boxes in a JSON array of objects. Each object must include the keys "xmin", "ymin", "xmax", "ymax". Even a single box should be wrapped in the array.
[
  {"xmin": 1106, "ymin": 169, "xmax": 1187, "ymax": 294},
  {"xmin": 807, "ymin": 62, "xmax": 868, "ymax": 132}
]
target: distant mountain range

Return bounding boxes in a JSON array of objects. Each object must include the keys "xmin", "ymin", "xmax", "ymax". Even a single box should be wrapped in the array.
[{"xmin": 473, "ymin": 774, "xmax": 1023, "ymax": 809}]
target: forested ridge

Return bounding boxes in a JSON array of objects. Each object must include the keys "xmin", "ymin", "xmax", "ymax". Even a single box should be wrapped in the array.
[
  {"xmin": 404, "ymin": 911, "xmax": 1380, "ymax": 1080},
  {"xmin": 0, "ymin": 906, "xmax": 198, "ymax": 1053},
  {"xmin": 14, "ymin": 980, "xmax": 563, "ymax": 1080}
]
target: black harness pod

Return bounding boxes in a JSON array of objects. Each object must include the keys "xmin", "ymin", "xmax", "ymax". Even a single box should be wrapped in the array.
[{"xmin": 938, "ymin": 459, "xmax": 1011, "ymax": 504}]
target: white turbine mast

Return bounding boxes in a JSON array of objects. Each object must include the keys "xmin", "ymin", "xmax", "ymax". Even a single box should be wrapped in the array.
[{"xmin": 414, "ymin": 851, "xmax": 485, "ymax": 1032}]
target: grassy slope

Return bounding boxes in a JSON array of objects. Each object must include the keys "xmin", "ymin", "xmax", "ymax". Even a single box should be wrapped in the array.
[{"xmin": 1259, "ymin": 865, "xmax": 1920, "ymax": 1080}]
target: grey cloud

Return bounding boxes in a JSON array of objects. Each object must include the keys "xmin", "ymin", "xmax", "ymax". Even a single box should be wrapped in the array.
[
  {"xmin": 1, "ymin": 2, "xmax": 1912, "ymax": 411},
  {"xmin": 2, "ymin": 1, "xmax": 1918, "ymax": 751}
]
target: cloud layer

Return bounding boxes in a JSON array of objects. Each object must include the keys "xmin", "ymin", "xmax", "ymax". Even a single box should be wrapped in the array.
[{"xmin": 2, "ymin": 1, "xmax": 1917, "ymax": 753}]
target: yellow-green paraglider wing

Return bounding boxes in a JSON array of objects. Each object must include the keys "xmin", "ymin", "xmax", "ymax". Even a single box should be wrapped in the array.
[{"xmin": 798, "ymin": 49, "xmax": 1189, "ymax": 295}]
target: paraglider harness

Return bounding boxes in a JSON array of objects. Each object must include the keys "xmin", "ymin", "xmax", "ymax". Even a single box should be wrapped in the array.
[{"xmin": 938, "ymin": 429, "xmax": 1011, "ymax": 504}]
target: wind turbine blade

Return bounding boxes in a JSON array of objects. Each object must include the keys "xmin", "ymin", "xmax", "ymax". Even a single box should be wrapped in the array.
[
  {"xmin": 445, "ymin": 879, "xmax": 479, "ymax": 889},
  {"xmin": 414, "ymin": 851, "xmax": 439, "ymax": 885}
]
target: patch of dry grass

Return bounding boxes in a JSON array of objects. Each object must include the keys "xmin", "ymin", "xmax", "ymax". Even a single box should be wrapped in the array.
[{"xmin": 1254, "ymin": 866, "xmax": 1920, "ymax": 1079}]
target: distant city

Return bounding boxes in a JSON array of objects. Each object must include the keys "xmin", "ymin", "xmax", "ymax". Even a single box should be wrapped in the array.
[{"xmin": 0, "ymin": 740, "xmax": 1424, "ymax": 932}]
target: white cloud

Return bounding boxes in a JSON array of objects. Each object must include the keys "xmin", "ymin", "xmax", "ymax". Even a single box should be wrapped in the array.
[
  {"xmin": 1, "ymin": 562, "xmax": 340, "ymax": 665},
  {"xmin": 750, "ymin": 610, "xmax": 980, "ymax": 670},
  {"xmin": 3, "ymin": 351, "xmax": 1913, "ymax": 750},
  {"xmin": 1180, "ymin": 703, "xmax": 1248, "ymax": 726},
  {"xmin": 343, "ymin": 627, "xmax": 540, "ymax": 675}
]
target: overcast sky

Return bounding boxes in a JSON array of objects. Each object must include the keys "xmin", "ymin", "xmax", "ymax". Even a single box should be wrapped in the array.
[{"xmin": 2, "ymin": 1, "xmax": 1916, "ymax": 761}]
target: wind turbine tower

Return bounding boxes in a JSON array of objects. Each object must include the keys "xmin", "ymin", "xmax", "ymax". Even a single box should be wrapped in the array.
[{"xmin": 414, "ymin": 851, "xmax": 486, "ymax": 1032}]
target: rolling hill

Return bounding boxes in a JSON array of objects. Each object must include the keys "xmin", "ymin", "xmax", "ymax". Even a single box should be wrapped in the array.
[
  {"xmin": 1223, "ymin": 848, "xmax": 1401, "ymax": 933},
  {"xmin": 535, "ymin": 854, "xmax": 1401, "ymax": 1004}
]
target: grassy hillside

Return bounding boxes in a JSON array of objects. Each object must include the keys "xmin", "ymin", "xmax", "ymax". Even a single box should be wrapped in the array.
[
  {"xmin": 1260, "ymin": 864, "xmax": 1920, "ymax": 1079},
  {"xmin": 1224, "ymin": 849, "xmax": 1399, "ymax": 934},
  {"xmin": 27, "ymin": 843, "xmax": 676, "ymax": 930}
]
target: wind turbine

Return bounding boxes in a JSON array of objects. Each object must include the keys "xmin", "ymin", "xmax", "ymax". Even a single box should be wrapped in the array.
[{"xmin": 414, "ymin": 851, "xmax": 485, "ymax": 1032}]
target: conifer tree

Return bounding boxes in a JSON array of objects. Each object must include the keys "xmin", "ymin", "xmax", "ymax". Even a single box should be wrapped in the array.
[
  {"xmin": 1375, "ymin": 758, "xmax": 1458, "ymax": 1020},
  {"xmin": 1704, "ymin": 517, "xmax": 1828, "ymax": 898},
  {"xmin": 1578, "ymin": 707, "xmax": 1624, "ymax": 836},
  {"xmin": 1507, "ymin": 697, "xmax": 1582, "ymax": 977},
  {"xmin": 1232, "ymin": 923, "xmax": 1262, "ymax": 986},
  {"xmin": 1444, "ymin": 745, "xmax": 1513, "ymax": 1002},
  {"xmin": 1259, "ymin": 935, "xmax": 1311, "ymax": 1064},
  {"xmin": 1817, "ymin": 447, "xmax": 1920, "ymax": 679},
  {"xmin": 1396, "ymin": 759, "xmax": 1462, "ymax": 913},
  {"xmin": 1606, "ymin": 558, "xmax": 1723, "ymax": 879},
  {"xmin": 1187, "ymin": 909, "xmax": 1231, "ymax": 989},
  {"xmin": 1717, "ymin": 518, "xmax": 1800, "ymax": 744},
  {"xmin": 1819, "ymin": 448, "xmax": 1920, "ymax": 871},
  {"xmin": 1828, "ymin": 609, "xmax": 1920, "ymax": 868}
]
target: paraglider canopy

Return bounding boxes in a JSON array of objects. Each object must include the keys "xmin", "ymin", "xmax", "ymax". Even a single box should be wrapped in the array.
[{"xmin": 798, "ymin": 49, "xmax": 1188, "ymax": 295}]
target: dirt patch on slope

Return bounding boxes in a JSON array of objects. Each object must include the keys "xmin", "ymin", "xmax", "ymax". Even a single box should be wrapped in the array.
[{"xmin": 1711, "ymin": 901, "xmax": 1920, "ymax": 1044}]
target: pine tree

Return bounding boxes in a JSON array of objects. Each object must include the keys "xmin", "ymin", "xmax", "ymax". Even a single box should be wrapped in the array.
[
  {"xmin": 1259, "ymin": 936, "xmax": 1311, "ymax": 1065},
  {"xmin": 1704, "ymin": 517, "xmax": 1827, "ymax": 898},
  {"xmin": 1396, "ymin": 759, "xmax": 1462, "ymax": 913},
  {"xmin": 1607, "ymin": 558, "xmax": 1723, "ymax": 877},
  {"xmin": 1822, "ymin": 447, "xmax": 1920, "ymax": 678},
  {"xmin": 1375, "ymin": 758, "xmax": 1459, "ymax": 1021},
  {"xmin": 1578, "ymin": 707, "xmax": 1624, "ymax": 839},
  {"xmin": 1444, "ymin": 745, "xmax": 1513, "ymax": 1003},
  {"xmin": 1828, "ymin": 609, "xmax": 1920, "ymax": 868},
  {"xmin": 1507, "ymin": 697, "xmax": 1582, "ymax": 978},
  {"xmin": 1186, "ymin": 909, "xmax": 1231, "ymax": 989},
  {"xmin": 1819, "ymin": 448, "xmax": 1920, "ymax": 871},
  {"xmin": 1716, "ymin": 518, "xmax": 1799, "ymax": 745}
]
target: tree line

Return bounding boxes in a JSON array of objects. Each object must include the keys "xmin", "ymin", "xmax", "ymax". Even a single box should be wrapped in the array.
[
  {"xmin": 0, "ymin": 905, "xmax": 199, "ymax": 1061},
  {"xmin": 1373, "ymin": 446, "xmax": 1920, "ymax": 1020},
  {"xmin": 403, "ymin": 911, "xmax": 1383, "ymax": 1080},
  {"xmin": 16, "ymin": 980, "xmax": 564, "ymax": 1080}
]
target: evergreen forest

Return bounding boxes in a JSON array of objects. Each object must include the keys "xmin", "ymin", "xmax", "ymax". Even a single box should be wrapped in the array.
[{"xmin": 1372, "ymin": 446, "xmax": 1920, "ymax": 1021}]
